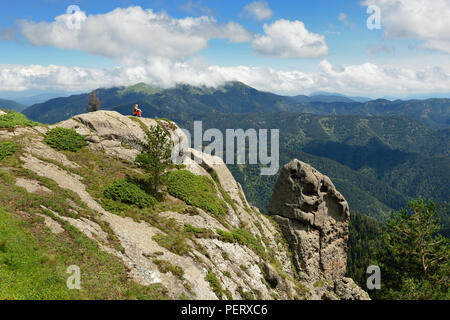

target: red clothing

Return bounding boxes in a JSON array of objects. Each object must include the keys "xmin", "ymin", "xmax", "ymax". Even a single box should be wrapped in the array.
[{"xmin": 133, "ymin": 109, "xmax": 142, "ymax": 117}]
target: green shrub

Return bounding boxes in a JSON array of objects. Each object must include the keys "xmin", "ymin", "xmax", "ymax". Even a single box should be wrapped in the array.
[
  {"xmin": 103, "ymin": 180, "xmax": 156, "ymax": 208},
  {"xmin": 152, "ymin": 233, "xmax": 190, "ymax": 256},
  {"xmin": 44, "ymin": 127, "xmax": 87, "ymax": 152},
  {"xmin": 216, "ymin": 229, "xmax": 235, "ymax": 243},
  {"xmin": 165, "ymin": 170, "xmax": 228, "ymax": 216},
  {"xmin": 152, "ymin": 259, "xmax": 184, "ymax": 279},
  {"xmin": 0, "ymin": 141, "xmax": 17, "ymax": 160},
  {"xmin": 183, "ymin": 224, "xmax": 215, "ymax": 238},
  {"xmin": 237, "ymin": 287, "xmax": 254, "ymax": 300},
  {"xmin": 0, "ymin": 112, "xmax": 39, "ymax": 128},
  {"xmin": 231, "ymin": 229, "xmax": 266, "ymax": 258},
  {"xmin": 216, "ymin": 228, "xmax": 266, "ymax": 258},
  {"xmin": 183, "ymin": 224, "xmax": 205, "ymax": 234},
  {"xmin": 205, "ymin": 271, "xmax": 224, "ymax": 300}
]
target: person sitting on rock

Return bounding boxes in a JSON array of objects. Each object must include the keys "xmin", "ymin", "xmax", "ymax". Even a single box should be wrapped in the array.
[{"xmin": 133, "ymin": 104, "xmax": 142, "ymax": 117}]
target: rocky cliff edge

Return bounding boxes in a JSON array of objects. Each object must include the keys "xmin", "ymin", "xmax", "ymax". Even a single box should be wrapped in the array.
[{"xmin": 0, "ymin": 110, "xmax": 368, "ymax": 300}]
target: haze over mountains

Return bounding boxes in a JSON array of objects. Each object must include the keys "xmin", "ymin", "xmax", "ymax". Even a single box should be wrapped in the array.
[
  {"xmin": 13, "ymin": 81, "xmax": 450, "ymax": 129},
  {"xmin": 0, "ymin": 98, "xmax": 27, "ymax": 112},
  {"xmin": 2, "ymin": 81, "xmax": 449, "ymax": 232}
]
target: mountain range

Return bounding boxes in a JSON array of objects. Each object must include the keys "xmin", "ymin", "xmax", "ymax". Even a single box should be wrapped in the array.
[
  {"xmin": 0, "ymin": 98, "xmax": 27, "ymax": 112},
  {"xmin": 19, "ymin": 82, "xmax": 450, "ymax": 129},
  {"xmin": 3, "ymin": 81, "xmax": 449, "ymax": 228}
]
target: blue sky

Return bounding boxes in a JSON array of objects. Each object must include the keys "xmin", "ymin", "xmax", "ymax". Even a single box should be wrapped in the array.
[{"xmin": 0, "ymin": 0, "xmax": 449, "ymax": 97}]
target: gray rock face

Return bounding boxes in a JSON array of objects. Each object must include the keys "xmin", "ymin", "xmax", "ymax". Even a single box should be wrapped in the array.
[
  {"xmin": 4, "ymin": 110, "xmax": 369, "ymax": 300},
  {"xmin": 334, "ymin": 277, "xmax": 370, "ymax": 300},
  {"xmin": 269, "ymin": 159, "xmax": 369, "ymax": 299}
]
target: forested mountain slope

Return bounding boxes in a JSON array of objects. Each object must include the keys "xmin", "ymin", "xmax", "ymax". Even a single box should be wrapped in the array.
[{"xmin": 22, "ymin": 82, "xmax": 450, "ymax": 129}]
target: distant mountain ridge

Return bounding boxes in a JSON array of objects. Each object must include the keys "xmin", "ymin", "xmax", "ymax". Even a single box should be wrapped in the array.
[
  {"xmin": 22, "ymin": 81, "xmax": 450, "ymax": 129},
  {"xmin": 14, "ymin": 93, "xmax": 73, "ymax": 106},
  {"xmin": 0, "ymin": 98, "xmax": 27, "ymax": 112},
  {"xmin": 182, "ymin": 112, "xmax": 450, "ymax": 218},
  {"xmin": 14, "ymin": 81, "xmax": 450, "ymax": 230}
]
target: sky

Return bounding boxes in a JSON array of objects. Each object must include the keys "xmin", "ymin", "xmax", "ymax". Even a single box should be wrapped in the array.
[{"xmin": 0, "ymin": 0, "xmax": 450, "ymax": 98}]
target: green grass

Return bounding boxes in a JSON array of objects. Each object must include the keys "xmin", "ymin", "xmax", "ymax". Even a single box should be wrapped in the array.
[
  {"xmin": 44, "ymin": 127, "xmax": 87, "ymax": 152},
  {"xmin": 0, "ymin": 207, "xmax": 70, "ymax": 299},
  {"xmin": 183, "ymin": 224, "xmax": 215, "ymax": 239},
  {"xmin": 165, "ymin": 170, "xmax": 228, "ymax": 217},
  {"xmin": 0, "ymin": 112, "xmax": 39, "ymax": 128},
  {"xmin": 152, "ymin": 232, "xmax": 190, "ymax": 256},
  {"xmin": 129, "ymin": 116, "xmax": 148, "ymax": 132},
  {"xmin": 0, "ymin": 141, "xmax": 17, "ymax": 160},
  {"xmin": 152, "ymin": 259, "xmax": 184, "ymax": 279},
  {"xmin": 0, "ymin": 207, "xmax": 169, "ymax": 300},
  {"xmin": 63, "ymin": 148, "xmax": 193, "ymax": 256},
  {"xmin": 205, "ymin": 271, "xmax": 225, "ymax": 300},
  {"xmin": 104, "ymin": 180, "xmax": 157, "ymax": 208},
  {"xmin": 210, "ymin": 170, "xmax": 238, "ymax": 213},
  {"xmin": 237, "ymin": 287, "xmax": 254, "ymax": 300},
  {"xmin": 216, "ymin": 228, "xmax": 266, "ymax": 258}
]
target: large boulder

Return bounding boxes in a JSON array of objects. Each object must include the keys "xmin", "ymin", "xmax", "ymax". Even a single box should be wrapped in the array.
[
  {"xmin": 269, "ymin": 159, "xmax": 349, "ymax": 281},
  {"xmin": 268, "ymin": 159, "xmax": 369, "ymax": 299}
]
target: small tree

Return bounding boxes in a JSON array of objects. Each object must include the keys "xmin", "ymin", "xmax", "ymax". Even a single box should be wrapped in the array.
[
  {"xmin": 87, "ymin": 90, "xmax": 101, "ymax": 112},
  {"xmin": 376, "ymin": 198, "xmax": 449, "ymax": 299},
  {"xmin": 135, "ymin": 123, "xmax": 173, "ymax": 196}
]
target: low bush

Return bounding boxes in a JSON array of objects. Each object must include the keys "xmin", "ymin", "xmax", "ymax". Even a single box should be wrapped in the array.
[
  {"xmin": 44, "ymin": 127, "xmax": 87, "ymax": 152},
  {"xmin": 237, "ymin": 287, "xmax": 254, "ymax": 300},
  {"xmin": 216, "ymin": 228, "xmax": 266, "ymax": 258},
  {"xmin": 205, "ymin": 271, "xmax": 224, "ymax": 300},
  {"xmin": 183, "ymin": 224, "xmax": 215, "ymax": 238},
  {"xmin": 165, "ymin": 170, "xmax": 228, "ymax": 216},
  {"xmin": 0, "ymin": 141, "xmax": 17, "ymax": 160},
  {"xmin": 0, "ymin": 112, "xmax": 39, "ymax": 128},
  {"xmin": 152, "ymin": 259, "xmax": 184, "ymax": 279},
  {"xmin": 103, "ymin": 180, "xmax": 157, "ymax": 208},
  {"xmin": 152, "ymin": 233, "xmax": 190, "ymax": 256}
]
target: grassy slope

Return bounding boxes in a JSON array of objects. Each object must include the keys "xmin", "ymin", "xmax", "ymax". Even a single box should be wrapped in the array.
[
  {"xmin": 0, "ymin": 207, "xmax": 167, "ymax": 300},
  {"xmin": 0, "ymin": 129, "xmax": 169, "ymax": 300},
  {"xmin": 0, "ymin": 113, "xmax": 279, "ymax": 300}
]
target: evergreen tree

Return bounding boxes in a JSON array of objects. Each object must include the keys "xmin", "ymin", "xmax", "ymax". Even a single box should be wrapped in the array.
[
  {"xmin": 375, "ymin": 198, "xmax": 449, "ymax": 299},
  {"xmin": 346, "ymin": 212, "xmax": 381, "ymax": 297},
  {"xmin": 135, "ymin": 124, "xmax": 173, "ymax": 196}
]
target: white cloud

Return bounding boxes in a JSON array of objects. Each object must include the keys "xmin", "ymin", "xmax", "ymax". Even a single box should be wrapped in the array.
[
  {"xmin": 243, "ymin": 1, "xmax": 273, "ymax": 21},
  {"xmin": 362, "ymin": 0, "xmax": 450, "ymax": 53},
  {"xmin": 252, "ymin": 20, "xmax": 329, "ymax": 58},
  {"xmin": 19, "ymin": 6, "xmax": 253, "ymax": 61},
  {"xmin": 6, "ymin": 4, "xmax": 449, "ymax": 97},
  {"xmin": 1, "ymin": 59, "xmax": 449, "ymax": 97},
  {"xmin": 19, "ymin": 7, "xmax": 331, "ymax": 62}
]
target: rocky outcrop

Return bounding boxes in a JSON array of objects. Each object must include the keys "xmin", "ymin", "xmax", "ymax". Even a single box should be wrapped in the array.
[
  {"xmin": 2, "ymin": 111, "xmax": 368, "ymax": 300},
  {"xmin": 269, "ymin": 159, "xmax": 369, "ymax": 299},
  {"xmin": 10, "ymin": 111, "xmax": 297, "ymax": 300}
]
